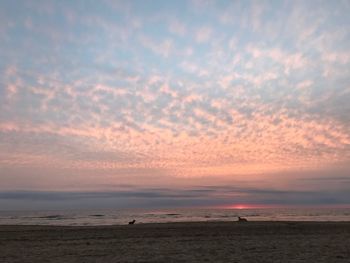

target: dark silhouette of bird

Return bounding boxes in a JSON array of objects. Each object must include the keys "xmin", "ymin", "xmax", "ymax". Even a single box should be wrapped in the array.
[{"xmin": 128, "ymin": 219, "xmax": 136, "ymax": 225}]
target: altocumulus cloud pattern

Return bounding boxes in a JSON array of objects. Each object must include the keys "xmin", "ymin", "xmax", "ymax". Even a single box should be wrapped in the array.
[{"xmin": 0, "ymin": 0, "xmax": 350, "ymax": 208}]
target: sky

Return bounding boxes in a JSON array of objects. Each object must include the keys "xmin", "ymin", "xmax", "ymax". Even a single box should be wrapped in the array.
[{"xmin": 0, "ymin": 0, "xmax": 350, "ymax": 210}]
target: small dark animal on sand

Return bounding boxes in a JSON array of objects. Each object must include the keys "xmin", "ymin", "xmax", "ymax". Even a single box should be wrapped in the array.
[
  {"xmin": 238, "ymin": 216, "xmax": 248, "ymax": 222},
  {"xmin": 128, "ymin": 220, "xmax": 136, "ymax": 225}
]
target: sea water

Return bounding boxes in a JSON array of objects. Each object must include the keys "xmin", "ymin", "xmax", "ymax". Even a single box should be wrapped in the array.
[{"xmin": 1, "ymin": 208, "xmax": 350, "ymax": 226}]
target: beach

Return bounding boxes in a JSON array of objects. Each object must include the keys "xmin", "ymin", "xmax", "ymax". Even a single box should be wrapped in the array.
[{"xmin": 0, "ymin": 221, "xmax": 349, "ymax": 262}]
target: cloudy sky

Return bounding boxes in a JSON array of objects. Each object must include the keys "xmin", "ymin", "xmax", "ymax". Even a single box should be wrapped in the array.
[{"xmin": 0, "ymin": 0, "xmax": 350, "ymax": 210}]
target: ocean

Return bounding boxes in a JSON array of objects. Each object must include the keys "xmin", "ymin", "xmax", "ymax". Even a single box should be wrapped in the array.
[{"xmin": 1, "ymin": 208, "xmax": 350, "ymax": 226}]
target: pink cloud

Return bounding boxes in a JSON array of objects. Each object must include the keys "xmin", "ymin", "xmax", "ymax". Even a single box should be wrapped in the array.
[
  {"xmin": 246, "ymin": 46, "xmax": 309, "ymax": 74},
  {"xmin": 195, "ymin": 26, "xmax": 212, "ymax": 43},
  {"xmin": 139, "ymin": 35, "xmax": 173, "ymax": 57}
]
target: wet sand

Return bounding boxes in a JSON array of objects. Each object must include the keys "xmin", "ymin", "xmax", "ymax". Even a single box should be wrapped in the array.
[{"xmin": 0, "ymin": 221, "xmax": 349, "ymax": 262}]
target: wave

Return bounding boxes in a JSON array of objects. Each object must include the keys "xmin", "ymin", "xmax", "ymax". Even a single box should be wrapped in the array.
[{"xmin": 38, "ymin": 215, "xmax": 64, "ymax": 220}]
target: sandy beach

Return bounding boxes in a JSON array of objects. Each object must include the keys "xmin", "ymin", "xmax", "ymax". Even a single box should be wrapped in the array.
[{"xmin": 0, "ymin": 221, "xmax": 349, "ymax": 262}]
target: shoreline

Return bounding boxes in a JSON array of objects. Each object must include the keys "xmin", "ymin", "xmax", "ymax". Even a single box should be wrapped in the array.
[
  {"xmin": 1, "ymin": 221, "xmax": 349, "ymax": 262},
  {"xmin": 1, "ymin": 219, "xmax": 350, "ymax": 227},
  {"xmin": 0, "ymin": 220, "xmax": 350, "ymax": 227}
]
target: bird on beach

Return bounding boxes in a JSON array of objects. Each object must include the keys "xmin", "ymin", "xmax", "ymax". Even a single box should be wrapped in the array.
[
  {"xmin": 128, "ymin": 219, "xmax": 136, "ymax": 225},
  {"xmin": 238, "ymin": 216, "xmax": 248, "ymax": 222}
]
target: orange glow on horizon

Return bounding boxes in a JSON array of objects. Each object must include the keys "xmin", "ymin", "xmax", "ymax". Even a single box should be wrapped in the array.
[
  {"xmin": 223, "ymin": 204, "xmax": 280, "ymax": 209},
  {"xmin": 232, "ymin": 205, "xmax": 246, "ymax": 209}
]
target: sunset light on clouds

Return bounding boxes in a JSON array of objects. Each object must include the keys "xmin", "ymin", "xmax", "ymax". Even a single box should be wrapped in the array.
[{"xmin": 0, "ymin": 0, "xmax": 350, "ymax": 209}]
